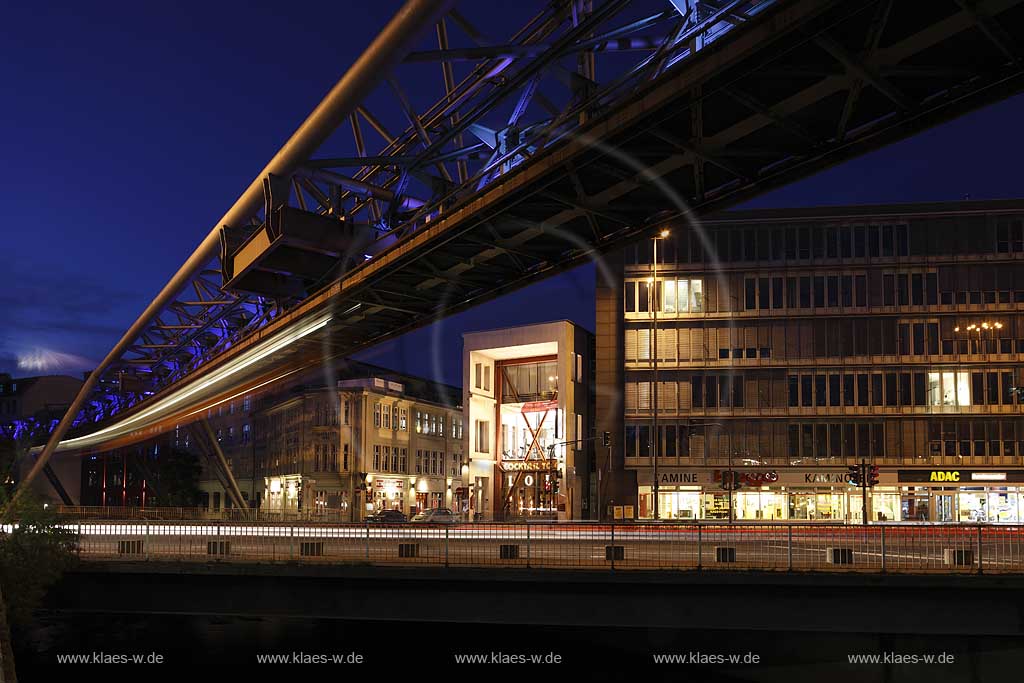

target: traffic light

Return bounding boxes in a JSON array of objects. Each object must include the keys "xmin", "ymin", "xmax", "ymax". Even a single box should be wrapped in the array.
[
  {"xmin": 720, "ymin": 470, "xmax": 742, "ymax": 490},
  {"xmin": 357, "ymin": 472, "xmax": 369, "ymax": 492},
  {"xmin": 847, "ymin": 465, "xmax": 861, "ymax": 486},
  {"xmin": 602, "ymin": 431, "xmax": 611, "ymax": 447},
  {"xmin": 867, "ymin": 465, "xmax": 880, "ymax": 487}
]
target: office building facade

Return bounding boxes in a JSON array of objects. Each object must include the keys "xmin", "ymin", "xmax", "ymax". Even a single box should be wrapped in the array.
[{"xmin": 596, "ymin": 199, "xmax": 1024, "ymax": 523}]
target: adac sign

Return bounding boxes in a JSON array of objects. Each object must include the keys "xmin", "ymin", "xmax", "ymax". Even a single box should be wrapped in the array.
[{"xmin": 898, "ymin": 469, "xmax": 1024, "ymax": 483}]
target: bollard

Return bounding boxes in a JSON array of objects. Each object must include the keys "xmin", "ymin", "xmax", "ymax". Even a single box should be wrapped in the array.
[{"xmin": 526, "ymin": 524, "xmax": 531, "ymax": 569}]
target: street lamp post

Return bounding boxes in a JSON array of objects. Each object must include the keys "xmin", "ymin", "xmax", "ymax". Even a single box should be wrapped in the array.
[{"xmin": 650, "ymin": 229, "xmax": 669, "ymax": 520}]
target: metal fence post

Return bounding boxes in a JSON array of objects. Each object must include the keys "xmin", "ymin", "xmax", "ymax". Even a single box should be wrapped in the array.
[
  {"xmin": 445, "ymin": 526, "xmax": 449, "ymax": 568},
  {"xmin": 697, "ymin": 524, "xmax": 702, "ymax": 570},
  {"xmin": 526, "ymin": 524, "xmax": 531, "ymax": 569},
  {"xmin": 977, "ymin": 524, "xmax": 983, "ymax": 575},
  {"xmin": 144, "ymin": 523, "xmax": 150, "ymax": 561},
  {"xmin": 610, "ymin": 523, "xmax": 615, "ymax": 571},
  {"xmin": 365, "ymin": 521, "xmax": 370, "ymax": 562},
  {"xmin": 787, "ymin": 525, "xmax": 793, "ymax": 572},
  {"xmin": 880, "ymin": 525, "xmax": 886, "ymax": 573},
  {"xmin": 289, "ymin": 525, "xmax": 294, "ymax": 560}
]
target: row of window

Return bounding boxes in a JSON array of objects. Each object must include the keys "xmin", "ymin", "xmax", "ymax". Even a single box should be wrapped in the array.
[
  {"xmin": 624, "ymin": 421, "xmax": 886, "ymax": 459},
  {"xmin": 370, "ymin": 403, "xmax": 464, "ymax": 439},
  {"xmin": 313, "ymin": 438, "xmax": 346, "ymax": 472},
  {"xmin": 623, "ymin": 367, "xmax": 1023, "ymax": 411},
  {"xmin": 415, "ymin": 449, "xmax": 461, "ymax": 477},
  {"xmin": 215, "ymin": 424, "xmax": 252, "ymax": 446},
  {"xmin": 206, "ymin": 395, "xmax": 253, "ymax": 419},
  {"xmin": 786, "ymin": 371, "xmax": 1018, "ymax": 408},
  {"xmin": 625, "ymin": 278, "xmax": 704, "ymax": 314},
  {"xmin": 313, "ymin": 398, "xmax": 349, "ymax": 426},
  {"xmin": 626, "ymin": 263, "xmax": 1024, "ymax": 317},
  {"xmin": 622, "ymin": 418, "xmax": 1024, "ymax": 461},
  {"xmin": 374, "ymin": 402, "xmax": 409, "ymax": 431},
  {"xmin": 626, "ymin": 218, "xmax": 1024, "ymax": 266},
  {"xmin": 373, "ymin": 445, "xmax": 408, "ymax": 473},
  {"xmin": 624, "ymin": 317, "xmax": 1024, "ymax": 364},
  {"xmin": 625, "ymin": 223, "xmax": 913, "ymax": 265}
]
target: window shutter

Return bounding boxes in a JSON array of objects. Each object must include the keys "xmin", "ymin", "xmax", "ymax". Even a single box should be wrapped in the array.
[
  {"xmin": 637, "ymin": 329, "xmax": 651, "ymax": 361},
  {"xmin": 678, "ymin": 328, "xmax": 691, "ymax": 362},
  {"xmin": 625, "ymin": 382, "xmax": 638, "ymax": 412},
  {"xmin": 659, "ymin": 328, "xmax": 677, "ymax": 361},
  {"xmin": 658, "ymin": 380, "xmax": 677, "ymax": 412},
  {"xmin": 624, "ymin": 329, "xmax": 638, "ymax": 361},
  {"xmin": 679, "ymin": 378, "xmax": 692, "ymax": 410},
  {"xmin": 691, "ymin": 326, "xmax": 705, "ymax": 361},
  {"xmin": 772, "ymin": 324, "xmax": 787, "ymax": 361}
]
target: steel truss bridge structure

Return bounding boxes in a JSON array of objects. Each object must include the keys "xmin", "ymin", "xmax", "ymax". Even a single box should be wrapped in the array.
[{"xmin": 15, "ymin": 0, "xmax": 1024, "ymax": 506}]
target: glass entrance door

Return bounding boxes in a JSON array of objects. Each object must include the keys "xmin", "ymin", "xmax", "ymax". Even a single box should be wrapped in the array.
[{"xmin": 934, "ymin": 494, "xmax": 954, "ymax": 522}]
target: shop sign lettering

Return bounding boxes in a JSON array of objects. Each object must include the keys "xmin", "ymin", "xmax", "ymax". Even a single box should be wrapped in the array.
[
  {"xmin": 502, "ymin": 459, "xmax": 559, "ymax": 472},
  {"xmin": 712, "ymin": 470, "xmax": 778, "ymax": 486},
  {"xmin": 804, "ymin": 473, "xmax": 852, "ymax": 484},
  {"xmin": 660, "ymin": 472, "xmax": 700, "ymax": 484},
  {"xmin": 929, "ymin": 471, "xmax": 961, "ymax": 482}
]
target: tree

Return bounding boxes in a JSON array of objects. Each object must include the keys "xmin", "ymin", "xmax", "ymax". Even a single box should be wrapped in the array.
[
  {"xmin": 0, "ymin": 488, "xmax": 77, "ymax": 625},
  {"xmin": 148, "ymin": 447, "xmax": 202, "ymax": 507}
]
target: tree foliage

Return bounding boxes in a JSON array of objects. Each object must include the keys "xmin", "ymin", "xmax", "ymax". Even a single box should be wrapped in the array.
[
  {"xmin": 0, "ymin": 488, "xmax": 77, "ymax": 625},
  {"xmin": 149, "ymin": 447, "xmax": 202, "ymax": 507}
]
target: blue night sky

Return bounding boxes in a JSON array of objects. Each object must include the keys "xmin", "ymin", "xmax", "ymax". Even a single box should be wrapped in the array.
[{"xmin": 2, "ymin": 1, "xmax": 1023, "ymax": 386}]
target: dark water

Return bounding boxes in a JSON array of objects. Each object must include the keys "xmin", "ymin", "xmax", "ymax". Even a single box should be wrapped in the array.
[{"xmin": 12, "ymin": 611, "xmax": 1024, "ymax": 682}]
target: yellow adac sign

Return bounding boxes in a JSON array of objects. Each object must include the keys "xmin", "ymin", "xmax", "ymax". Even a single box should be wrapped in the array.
[{"xmin": 929, "ymin": 471, "xmax": 961, "ymax": 482}]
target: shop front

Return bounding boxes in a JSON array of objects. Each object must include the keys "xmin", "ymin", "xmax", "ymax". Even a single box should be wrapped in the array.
[
  {"xmin": 634, "ymin": 467, "xmax": 1024, "ymax": 523},
  {"xmin": 501, "ymin": 460, "xmax": 561, "ymax": 519},
  {"xmin": 411, "ymin": 477, "xmax": 446, "ymax": 514},
  {"xmin": 372, "ymin": 477, "xmax": 406, "ymax": 513},
  {"xmin": 897, "ymin": 469, "xmax": 1024, "ymax": 523},
  {"xmin": 635, "ymin": 467, "xmax": 900, "ymax": 523}
]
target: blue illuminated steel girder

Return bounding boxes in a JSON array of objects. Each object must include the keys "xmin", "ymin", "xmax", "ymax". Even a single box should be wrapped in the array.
[{"xmin": 13, "ymin": 0, "xmax": 1024, "ymax": 506}]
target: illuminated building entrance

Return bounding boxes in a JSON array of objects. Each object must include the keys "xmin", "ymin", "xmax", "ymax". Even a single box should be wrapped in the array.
[{"xmin": 498, "ymin": 358, "xmax": 562, "ymax": 519}]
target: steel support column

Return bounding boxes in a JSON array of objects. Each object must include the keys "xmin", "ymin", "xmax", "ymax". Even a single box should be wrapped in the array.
[{"xmin": 197, "ymin": 420, "xmax": 248, "ymax": 511}]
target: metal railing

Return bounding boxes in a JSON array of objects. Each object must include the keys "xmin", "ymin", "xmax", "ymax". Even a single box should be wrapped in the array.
[
  {"xmin": 53, "ymin": 506, "xmax": 351, "ymax": 523},
  {"xmin": 61, "ymin": 522, "xmax": 1024, "ymax": 574}
]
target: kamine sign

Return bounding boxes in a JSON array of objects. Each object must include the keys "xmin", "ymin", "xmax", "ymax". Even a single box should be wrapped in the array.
[{"xmin": 639, "ymin": 468, "xmax": 871, "ymax": 486}]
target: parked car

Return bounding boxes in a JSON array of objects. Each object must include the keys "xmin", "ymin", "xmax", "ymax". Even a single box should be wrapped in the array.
[
  {"xmin": 410, "ymin": 508, "xmax": 457, "ymax": 523},
  {"xmin": 366, "ymin": 509, "xmax": 408, "ymax": 523}
]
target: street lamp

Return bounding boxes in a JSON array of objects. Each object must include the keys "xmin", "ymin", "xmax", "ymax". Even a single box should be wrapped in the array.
[{"xmin": 650, "ymin": 228, "xmax": 670, "ymax": 520}]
